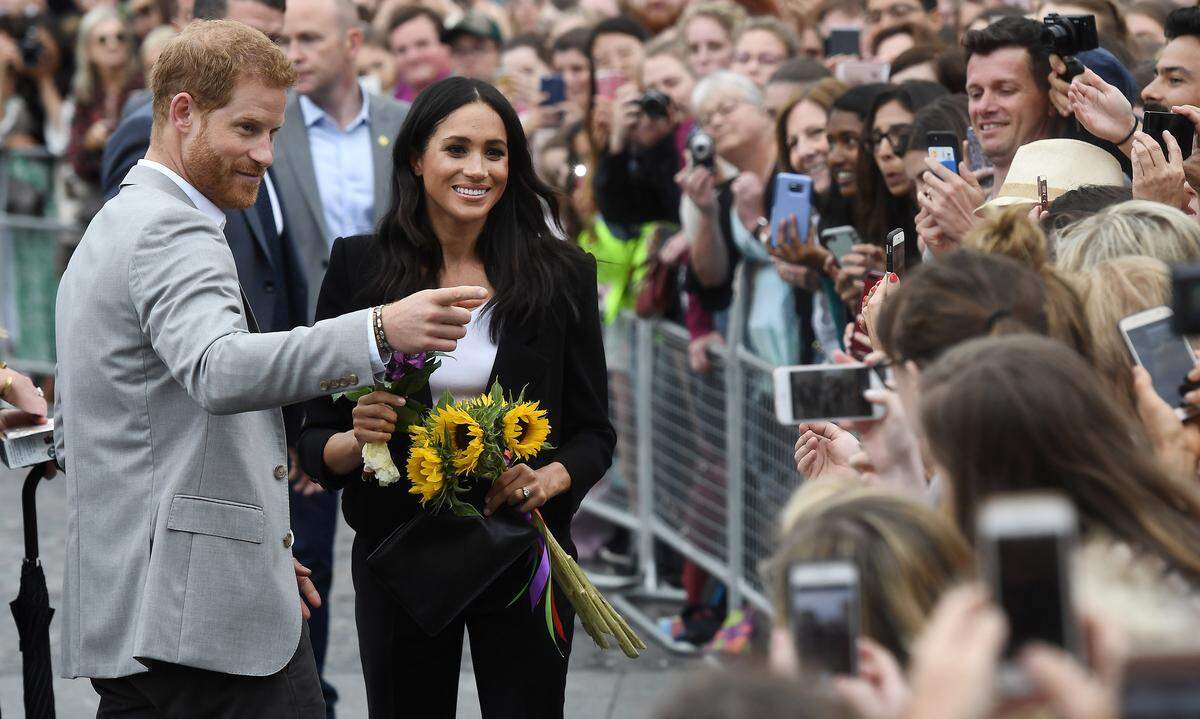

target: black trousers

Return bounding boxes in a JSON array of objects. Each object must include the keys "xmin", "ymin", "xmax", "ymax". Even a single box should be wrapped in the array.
[
  {"xmin": 92, "ymin": 622, "xmax": 325, "ymax": 719},
  {"xmin": 290, "ymin": 484, "xmax": 339, "ymax": 714},
  {"xmin": 351, "ymin": 532, "xmax": 575, "ymax": 719}
]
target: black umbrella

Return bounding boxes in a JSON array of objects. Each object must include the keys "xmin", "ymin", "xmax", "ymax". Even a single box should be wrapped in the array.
[{"xmin": 10, "ymin": 462, "xmax": 56, "ymax": 719}]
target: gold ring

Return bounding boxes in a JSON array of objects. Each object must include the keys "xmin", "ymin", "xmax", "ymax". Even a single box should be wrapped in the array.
[{"xmin": 1, "ymin": 376, "xmax": 12, "ymax": 400}]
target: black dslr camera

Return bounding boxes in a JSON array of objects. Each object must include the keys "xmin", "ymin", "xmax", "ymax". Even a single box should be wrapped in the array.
[
  {"xmin": 0, "ymin": 8, "xmax": 43, "ymax": 70},
  {"xmin": 1042, "ymin": 13, "xmax": 1098, "ymax": 83},
  {"xmin": 688, "ymin": 128, "xmax": 715, "ymax": 169},
  {"xmin": 636, "ymin": 89, "xmax": 671, "ymax": 119},
  {"xmin": 1172, "ymin": 264, "xmax": 1200, "ymax": 335}
]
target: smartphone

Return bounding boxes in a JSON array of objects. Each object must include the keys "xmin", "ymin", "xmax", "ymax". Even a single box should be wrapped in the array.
[
  {"xmin": 1120, "ymin": 306, "xmax": 1199, "ymax": 419},
  {"xmin": 824, "ymin": 27, "xmax": 861, "ymax": 58},
  {"xmin": 834, "ymin": 61, "xmax": 889, "ymax": 86},
  {"xmin": 966, "ymin": 126, "xmax": 994, "ymax": 190},
  {"xmin": 887, "ymin": 228, "xmax": 905, "ymax": 277},
  {"xmin": 1037, "ymin": 175, "xmax": 1048, "ymax": 206},
  {"xmin": 773, "ymin": 363, "xmax": 884, "ymax": 424},
  {"xmin": 594, "ymin": 70, "xmax": 626, "ymax": 100},
  {"xmin": 540, "ymin": 74, "xmax": 566, "ymax": 106},
  {"xmin": 926, "ymin": 131, "xmax": 960, "ymax": 174},
  {"xmin": 1142, "ymin": 110, "xmax": 1195, "ymax": 161},
  {"xmin": 977, "ymin": 492, "xmax": 1079, "ymax": 692},
  {"xmin": 820, "ymin": 225, "xmax": 859, "ymax": 261},
  {"xmin": 788, "ymin": 561, "xmax": 861, "ymax": 677},
  {"xmin": 770, "ymin": 173, "xmax": 813, "ymax": 247}
]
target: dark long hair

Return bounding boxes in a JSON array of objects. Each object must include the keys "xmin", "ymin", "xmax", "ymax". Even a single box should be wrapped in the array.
[
  {"xmin": 854, "ymin": 81, "xmax": 947, "ymax": 249},
  {"xmin": 920, "ymin": 335, "xmax": 1200, "ymax": 585},
  {"xmin": 370, "ymin": 77, "xmax": 582, "ymax": 340}
]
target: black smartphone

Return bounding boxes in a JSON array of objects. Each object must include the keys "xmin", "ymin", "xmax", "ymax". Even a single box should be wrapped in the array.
[
  {"xmin": 1142, "ymin": 110, "xmax": 1195, "ymax": 161},
  {"xmin": 788, "ymin": 561, "xmax": 860, "ymax": 676},
  {"xmin": 1038, "ymin": 175, "xmax": 1048, "ymax": 206},
  {"xmin": 926, "ymin": 131, "xmax": 960, "ymax": 173},
  {"xmin": 886, "ymin": 228, "xmax": 905, "ymax": 277},
  {"xmin": 824, "ymin": 28, "xmax": 860, "ymax": 57}
]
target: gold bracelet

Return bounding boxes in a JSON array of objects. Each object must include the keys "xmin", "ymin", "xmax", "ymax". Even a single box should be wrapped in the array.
[{"xmin": 1, "ymin": 376, "xmax": 12, "ymax": 400}]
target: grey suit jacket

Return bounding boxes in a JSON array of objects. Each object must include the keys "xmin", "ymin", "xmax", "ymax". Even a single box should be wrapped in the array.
[
  {"xmin": 53, "ymin": 164, "xmax": 376, "ymax": 679},
  {"xmin": 271, "ymin": 90, "xmax": 408, "ymax": 321}
]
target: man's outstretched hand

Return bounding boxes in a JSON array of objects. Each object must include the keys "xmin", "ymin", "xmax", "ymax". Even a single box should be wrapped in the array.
[{"xmin": 381, "ymin": 286, "xmax": 489, "ymax": 354}]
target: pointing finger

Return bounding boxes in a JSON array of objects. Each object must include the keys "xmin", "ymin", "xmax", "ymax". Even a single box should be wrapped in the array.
[{"xmin": 430, "ymin": 285, "xmax": 489, "ymax": 306}]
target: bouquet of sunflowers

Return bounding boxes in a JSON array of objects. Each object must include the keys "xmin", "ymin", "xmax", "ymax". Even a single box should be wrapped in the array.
[{"xmin": 406, "ymin": 382, "xmax": 646, "ymax": 658}]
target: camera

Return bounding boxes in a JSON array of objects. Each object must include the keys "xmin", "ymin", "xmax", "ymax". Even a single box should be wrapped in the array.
[
  {"xmin": 636, "ymin": 89, "xmax": 671, "ymax": 119},
  {"xmin": 1041, "ymin": 13, "xmax": 1098, "ymax": 82},
  {"xmin": 0, "ymin": 8, "xmax": 43, "ymax": 70},
  {"xmin": 688, "ymin": 129, "xmax": 715, "ymax": 169}
]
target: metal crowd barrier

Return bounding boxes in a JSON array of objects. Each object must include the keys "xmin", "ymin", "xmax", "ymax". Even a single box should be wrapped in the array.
[
  {"xmin": 581, "ymin": 267, "xmax": 803, "ymax": 651},
  {"xmin": 0, "ymin": 148, "xmax": 85, "ymax": 374}
]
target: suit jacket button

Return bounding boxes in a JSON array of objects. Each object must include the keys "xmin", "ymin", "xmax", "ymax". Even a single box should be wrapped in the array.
[
  {"xmin": 348, "ymin": 373, "xmax": 358, "ymax": 385},
  {"xmin": 283, "ymin": 530, "xmax": 294, "ymax": 549},
  {"xmin": 319, "ymin": 380, "xmax": 330, "ymax": 391},
  {"xmin": 273, "ymin": 465, "xmax": 287, "ymax": 480}
]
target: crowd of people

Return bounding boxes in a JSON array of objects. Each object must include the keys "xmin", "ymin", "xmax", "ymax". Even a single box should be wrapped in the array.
[{"xmin": 3, "ymin": 0, "xmax": 1200, "ymax": 716}]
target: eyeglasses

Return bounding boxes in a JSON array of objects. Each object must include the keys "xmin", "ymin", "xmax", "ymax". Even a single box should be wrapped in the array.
[
  {"xmin": 866, "ymin": 3, "xmax": 921, "ymax": 24},
  {"xmin": 732, "ymin": 52, "xmax": 784, "ymax": 66},
  {"xmin": 698, "ymin": 98, "xmax": 745, "ymax": 126},
  {"xmin": 864, "ymin": 124, "xmax": 912, "ymax": 154}
]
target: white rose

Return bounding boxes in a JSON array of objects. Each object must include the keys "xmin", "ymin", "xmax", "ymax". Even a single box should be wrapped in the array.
[{"xmin": 362, "ymin": 441, "xmax": 401, "ymax": 486}]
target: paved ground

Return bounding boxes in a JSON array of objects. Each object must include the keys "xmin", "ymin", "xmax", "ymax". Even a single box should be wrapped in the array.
[{"xmin": 0, "ymin": 467, "xmax": 695, "ymax": 718}]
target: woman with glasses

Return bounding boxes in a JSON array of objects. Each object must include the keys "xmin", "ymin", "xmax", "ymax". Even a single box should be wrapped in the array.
[
  {"xmin": 66, "ymin": 6, "xmax": 142, "ymax": 222},
  {"xmin": 729, "ymin": 16, "xmax": 798, "ymax": 88},
  {"xmin": 854, "ymin": 81, "xmax": 946, "ymax": 262}
]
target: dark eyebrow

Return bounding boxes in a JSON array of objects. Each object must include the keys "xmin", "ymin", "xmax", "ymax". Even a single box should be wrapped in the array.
[
  {"xmin": 1160, "ymin": 65, "xmax": 1192, "ymax": 77},
  {"xmin": 441, "ymin": 135, "xmax": 508, "ymax": 147}
]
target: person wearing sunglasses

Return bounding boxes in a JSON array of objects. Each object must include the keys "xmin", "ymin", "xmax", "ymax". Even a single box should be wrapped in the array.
[
  {"xmin": 66, "ymin": 6, "xmax": 141, "ymax": 221},
  {"xmin": 853, "ymin": 81, "xmax": 946, "ymax": 261}
]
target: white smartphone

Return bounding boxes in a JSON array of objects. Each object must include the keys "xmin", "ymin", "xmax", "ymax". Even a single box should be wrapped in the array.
[
  {"xmin": 834, "ymin": 61, "xmax": 889, "ymax": 86},
  {"xmin": 1119, "ymin": 306, "xmax": 1198, "ymax": 419},
  {"xmin": 977, "ymin": 492, "xmax": 1079, "ymax": 694},
  {"xmin": 773, "ymin": 363, "xmax": 884, "ymax": 425},
  {"xmin": 788, "ymin": 561, "xmax": 860, "ymax": 677},
  {"xmin": 820, "ymin": 225, "xmax": 859, "ymax": 261}
]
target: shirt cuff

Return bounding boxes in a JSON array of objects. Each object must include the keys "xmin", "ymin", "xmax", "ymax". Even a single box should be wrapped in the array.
[{"xmin": 366, "ymin": 310, "xmax": 386, "ymax": 380}]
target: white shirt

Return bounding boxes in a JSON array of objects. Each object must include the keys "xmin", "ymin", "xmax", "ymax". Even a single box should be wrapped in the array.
[
  {"xmin": 137, "ymin": 159, "xmax": 384, "ymax": 376},
  {"xmin": 429, "ymin": 308, "xmax": 498, "ymax": 403}
]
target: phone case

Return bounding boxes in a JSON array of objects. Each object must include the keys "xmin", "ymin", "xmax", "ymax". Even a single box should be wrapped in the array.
[{"xmin": 769, "ymin": 173, "xmax": 812, "ymax": 247}]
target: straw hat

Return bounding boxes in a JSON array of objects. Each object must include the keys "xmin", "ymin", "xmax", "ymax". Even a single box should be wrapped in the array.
[{"xmin": 976, "ymin": 138, "xmax": 1127, "ymax": 215}]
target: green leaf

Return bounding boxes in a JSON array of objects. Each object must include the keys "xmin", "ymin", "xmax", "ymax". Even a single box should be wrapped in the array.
[
  {"xmin": 489, "ymin": 381, "xmax": 504, "ymax": 404},
  {"xmin": 333, "ymin": 386, "xmax": 373, "ymax": 403},
  {"xmin": 449, "ymin": 496, "xmax": 483, "ymax": 518},
  {"xmin": 437, "ymin": 389, "xmax": 456, "ymax": 410}
]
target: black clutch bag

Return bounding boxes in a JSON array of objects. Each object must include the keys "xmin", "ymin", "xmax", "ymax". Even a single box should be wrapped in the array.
[{"xmin": 365, "ymin": 503, "xmax": 539, "ymax": 636}]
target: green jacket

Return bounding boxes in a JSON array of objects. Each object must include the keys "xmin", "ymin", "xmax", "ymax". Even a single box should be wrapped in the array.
[{"xmin": 578, "ymin": 218, "xmax": 665, "ymax": 324}]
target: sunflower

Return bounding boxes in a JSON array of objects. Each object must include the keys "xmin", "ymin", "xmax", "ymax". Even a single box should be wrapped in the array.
[
  {"xmin": 502, "ymin": 402, "xmax": 550, "ymax": 459},
  {"xmin": 406, "ymin": 444, "xmax": 445, "ymax": 504},
  {"xmin": 472, "ymin": 393, "xmax": 494, "ymax": 407},
  {"xmin": 408, "ymin": 424, "xmax": 429, "ymax": 445},
  {"xmin": 429, "ymin": 405, "xmax": 486, "ymax": 475}
]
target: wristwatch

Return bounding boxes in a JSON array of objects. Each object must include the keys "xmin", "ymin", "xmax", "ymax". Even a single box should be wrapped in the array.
[{"xmin": 753, "ymin": 216, "xmax": 770, "ymax": 243}]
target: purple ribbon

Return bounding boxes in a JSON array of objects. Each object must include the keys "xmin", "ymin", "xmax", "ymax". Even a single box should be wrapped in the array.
[{"xmin": 529, "ymin": 534, "xmax": 551, "ymax": 610}]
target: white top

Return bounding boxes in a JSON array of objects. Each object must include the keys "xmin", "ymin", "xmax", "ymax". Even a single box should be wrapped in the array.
[{"xmin": 429, "ymin": 307, "xmax": 498, "ymax": 402}]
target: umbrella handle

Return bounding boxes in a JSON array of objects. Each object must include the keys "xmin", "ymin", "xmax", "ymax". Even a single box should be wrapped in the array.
[{"xmin": 22, "ymin": 463, "xmax": 46, "ymax": 562}]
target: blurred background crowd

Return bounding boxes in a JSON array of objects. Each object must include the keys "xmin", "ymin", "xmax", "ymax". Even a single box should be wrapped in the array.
[{"xmin": 5, "ymin": 0, "xmax": 1200, "ymax": 715}]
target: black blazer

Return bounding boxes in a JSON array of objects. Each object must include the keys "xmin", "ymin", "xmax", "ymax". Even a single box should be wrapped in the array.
[{"xmin": 297, "ymin": 234, "xmax": 616, "ymax": 550}]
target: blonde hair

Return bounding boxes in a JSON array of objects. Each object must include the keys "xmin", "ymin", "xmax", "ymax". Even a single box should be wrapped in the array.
[
  {"xmin": 150, "ymin": 19, "xmax": 297, "ymax": 132},
  {"xmin": 965, "ymin": 208, "xmax": 1096, "ymax": 366},
  {"xmin": 764, "ymin": 484, "xmax": 974, "ymax": 665},
  {"xmin": 679, "ymin": 0, "xmax": 748, "ymax": 43},
  {"xmin": 72, "ymin": 6, "xmax": 137, "ymax": 106},
  {"xmin": 1055, "ymin": 200, "xmax": 1200, "ymax": 273},
  {"xmin": 1081, "ymin": 256, "xmax": 1171, "ymax": 413}
]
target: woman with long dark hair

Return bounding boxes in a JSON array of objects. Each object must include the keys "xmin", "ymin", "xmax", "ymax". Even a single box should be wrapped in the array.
[{"xmin": 298, "ymin": 77, "xmax": 616, "ymax": 718}]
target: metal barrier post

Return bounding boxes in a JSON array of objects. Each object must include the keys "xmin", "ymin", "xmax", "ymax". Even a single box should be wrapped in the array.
[
  {"xmin": 723, "ymin": 266, "xmax": 749, "ymax": 610},
  {"xmin": 634, "ymin": 317, "xmax": 656, "ymax": 591}
]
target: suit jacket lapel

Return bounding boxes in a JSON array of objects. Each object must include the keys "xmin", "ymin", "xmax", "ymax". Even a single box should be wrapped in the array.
[
  {"xmin": 241, "ymin": 204, "xmax": 273, "ymax": 269},
  {"xmin": 369, "ymin": 98, "xmax": 392, "ymax": 224},
  {"xmin": 278, "ymin": 95, "xmax": 331, "ymax": 242}
]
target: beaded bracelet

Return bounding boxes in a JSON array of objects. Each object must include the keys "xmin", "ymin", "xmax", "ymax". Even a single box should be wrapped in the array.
[{"xmin": 372, "ymin": 305, "xmax": 393, "ymax": 363}]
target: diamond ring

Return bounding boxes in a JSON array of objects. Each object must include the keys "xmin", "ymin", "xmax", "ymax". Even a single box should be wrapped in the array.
[{"xmin": 521, "ymin": 486, "xmax": 531, "ymax": 500}]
